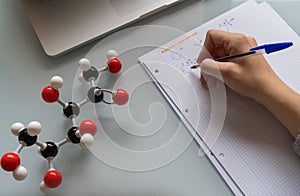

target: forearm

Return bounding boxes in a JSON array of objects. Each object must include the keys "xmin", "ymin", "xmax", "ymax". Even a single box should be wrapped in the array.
[{"xmin": 255, "ymin": 78, "xmax": 300, "ymax": 138}]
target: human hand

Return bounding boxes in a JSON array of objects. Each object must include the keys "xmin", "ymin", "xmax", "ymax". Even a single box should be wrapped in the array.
[
  {"xmin": 197, "ymin": 30, "xmax": 300, "ymax": 139},
  {"xmin": 197, "ymin": 30, "xmax": 281, "ymax": 101}
]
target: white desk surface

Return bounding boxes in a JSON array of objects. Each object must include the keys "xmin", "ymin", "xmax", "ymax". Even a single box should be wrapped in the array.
[{"xmin": 1, "ymin": 0, "xmax": 300, "ymax": 195}]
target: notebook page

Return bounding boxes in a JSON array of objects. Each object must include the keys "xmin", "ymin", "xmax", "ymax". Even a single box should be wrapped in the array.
[
  {"xmin": 210, "ymin": 2, "xmax": 300, "ymax": 195},
  {"xmin": 139, "ymin": 0, "xmax": 300, "ymax": 195}
]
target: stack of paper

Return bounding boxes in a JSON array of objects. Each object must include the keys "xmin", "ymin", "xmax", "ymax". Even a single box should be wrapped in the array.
[{"xmin": 139, "ymin": 1, "xmax": 300, "ymax": 195}]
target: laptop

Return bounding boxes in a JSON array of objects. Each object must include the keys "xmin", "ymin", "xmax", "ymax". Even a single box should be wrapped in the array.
[{"xmin": 21, "ymin": 0, "xmax": 182, "ymax": 56}]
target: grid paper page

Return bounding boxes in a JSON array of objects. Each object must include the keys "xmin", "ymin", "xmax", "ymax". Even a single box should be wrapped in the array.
[{"xmin": 139, "ymin": 0, "xmax": 300, "ymax": 195}]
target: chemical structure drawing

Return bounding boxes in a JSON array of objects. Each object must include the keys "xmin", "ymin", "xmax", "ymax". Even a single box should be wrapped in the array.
[
  {"xmin": 0, "ymin": 50, "xmax": 129, "ymax": 193},
  {"xmin": 170, "ymin": 47, "xmax": 185, "ymax": 61},
  {"xmin": 169, "ymin": 47, "xmax": 198, "ymax": 74},
  {"xmin": 180, "ymin": 57, "xmax": 198, "ymax": 73},
  {"xmin": 218, "ymin": 18, "xmax": 235, "ymax": 31}
]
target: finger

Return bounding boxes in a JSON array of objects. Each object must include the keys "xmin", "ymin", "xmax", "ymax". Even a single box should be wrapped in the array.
[
  {"xmin": 197, "ymin": 46, "xmax": 212, "ymax": 64},
  {"xmin": 197, "ymin": 30, "xmax": 227, "ymax": 63},
  {"xmin": 200, "ymin": 73, "xmax": 210, "ymax": 85},
  {"xmin": 246, "ymin": 35, "xmax": 258, "ymax": 47},
  {"xmin": 216, "ymin": 80, "xmax": 224, "ymax": 89},
  {"xmin": 203, "ymin": 30, "xmax": 244, "ymax": 52},
  {"xmin": 201, "ymin": 73, "xmax": 223, "ymax": 89},
  {"xmin": 200, "ymin": 74, "xmax": 206, "ymax": 84},
  {"xmin": 205, "ymin": 30, "xmax": 231, "ymax": 46},
  {"xmin": 200, "ymin": 67, "xmax": 225, "ymax": 89},
  {"xmin": 198, "ymin": 30, "xmax": 242, "ymax": 62},
  {"xmin": 206, "ymin": 75, "xmax": 218, "ymax": 88},
  {"xmin": 213, "ymin": 46, "xmax": 228, "ymax": 59},
  {"xmin": 200, "ymin": 58, "xmax": 224, "ymax": 81}
]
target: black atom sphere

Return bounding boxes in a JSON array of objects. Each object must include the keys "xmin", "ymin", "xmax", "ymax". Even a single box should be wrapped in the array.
[
  {"xmin": 83, "ymin": 66, "xmax": 99, "ymax": 81},
  {"xmin": 63, "ymin": 102, "xmax": 80, "ymax": 118},
  {"xmin": 40, "ymin": 141, "xmax": 59, "ymax": 159},
  {"xmin": 67, "ymin": 126, "xmax": 81, "ymax": 144},
  {"xmin": 18, "ymin": 128, "xmax": 37, "ymax": 147},
  {"xmin": 88, "ymin": 87, "xmax": 104, "ymax": 103}
]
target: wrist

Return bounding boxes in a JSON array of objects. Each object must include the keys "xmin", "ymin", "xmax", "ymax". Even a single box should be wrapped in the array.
[
  {"xmin": 253, "ymin": 78, "xmax": 282, "ymax": 106},
  {"xmin": 254, "ymin": 77, "xmax": 300, "ymax": 138}
]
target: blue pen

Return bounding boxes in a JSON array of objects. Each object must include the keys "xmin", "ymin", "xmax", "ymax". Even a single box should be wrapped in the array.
[{"xmin": 191, "ymin": 42, "xmax": 293, "ymax": 69}]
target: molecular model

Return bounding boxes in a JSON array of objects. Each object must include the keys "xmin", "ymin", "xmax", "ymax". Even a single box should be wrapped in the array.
[{"xmin": 0, "ymin": 50, "xmax": 129, "ymax": 193}]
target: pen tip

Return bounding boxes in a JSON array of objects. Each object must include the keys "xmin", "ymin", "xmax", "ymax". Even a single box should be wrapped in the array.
[{"xmin": 190, "ymin": 65, "xmax": 197, "ymax": 69}]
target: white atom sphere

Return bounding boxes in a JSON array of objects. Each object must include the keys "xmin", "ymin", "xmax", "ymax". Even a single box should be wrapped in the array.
[
  {"xmin": 37, "ymin": 147, "xmax": 42, "ymax": 155},
  {"xmin": 78, "ymin": 72, "xmax": 85, "ymax": 83},
  {"xmin": 40, "ymin": 181, "xmax": 50, "ymax": 193},
  {"xmin": 80, "ymin": 133, "xmax": 94, "ymax": 148},
  {"xmin": 13, "ymin": 166, "xmax": 28, "ymax": 181},
  {"xmin": 78, "ymin": 58, "xmax": 91, "ymax": 71},
  {"xmin": 50, "ymin": 76, "xmax": 63, "ymax": 90},
  {"xmin": 106, "ymin": 49, "xmax": 118, "ymax": 59},
  {"xmin": 27, "ymin": 121, "xmax": 42, "ymax": 136},
  {"xmin": 11, "ymin": 122, "xmax": 25, "ymax": 136}
]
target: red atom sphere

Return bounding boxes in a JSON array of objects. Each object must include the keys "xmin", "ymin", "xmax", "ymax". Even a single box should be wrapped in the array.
[
  {"xmin": 107, "ymin": 57, "xmax": 122, "ymax": 73},
  {"xmin": 113, "ymin": 89, "xmax": 129, "ymax": 105},
  {"xmin": 44, "ymin": 170, "xmax": 62, "ymax": 188},
  {"xmin": 1, "ymin": 152, "xmax": 20, "ymax": 171},
  {"xmin": 79, "ymin": 120, "xmax": 97, "ymax": 136},
  {"xmin": 42, "ymin": 86, "xmax": 59, "ymax": 103}
]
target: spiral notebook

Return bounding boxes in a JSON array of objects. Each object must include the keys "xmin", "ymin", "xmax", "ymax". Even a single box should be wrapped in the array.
[{"xmin": 139, "ymin": 1, "xmax": 300, "ymax": 195}]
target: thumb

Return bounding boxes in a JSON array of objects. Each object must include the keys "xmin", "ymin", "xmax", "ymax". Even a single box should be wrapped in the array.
[{"xmin": 200, "ymin": 58, "xmax": 225, "ymax": 82}]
